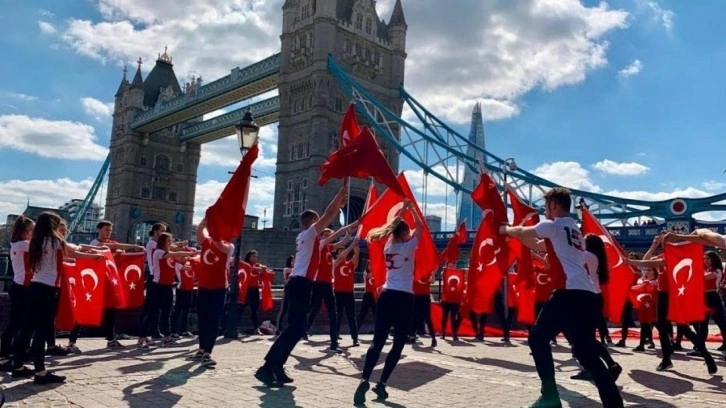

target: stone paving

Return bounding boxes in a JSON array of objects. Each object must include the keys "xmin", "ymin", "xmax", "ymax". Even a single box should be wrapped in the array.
[{"xmin": 1, "ymin": 333, "xmax": 726, "ymax": 407}]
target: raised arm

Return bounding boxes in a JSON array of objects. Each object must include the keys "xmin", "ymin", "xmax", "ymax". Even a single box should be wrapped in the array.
[
  {"xmin": 406, "ymin": 200, "xmax": 423, "ymax": 239},
  {"xmin": 65, "ymin": 245, "xmax": 104, "ymax": 260},
  {"xmin": 333, "ymin": 238, "xmax": 359, "ymax": 267},
  {"xmin": 103, "ymin": 242, "xmax": 145, "ymax": 252},
  {"xmin": 626, "ymin": 258, "xmax": 665, "ymax": 268},
  {"xmin": 322, "ymin": 221, "xmax": 359, "ymax": 247},
  {"xmin": 164, "ymin": 249, "xmax": 198, "ymax": 260},
  {"xmin": 643, "ymin": 235, "xmax": 662, "ymax": 260},
  {"xmin": 196, "ymin": 217, "xmax": 208, "ymax": 245},
  {"xmin": 663, "ymin": 229, "xmax": 726, "ymax": 249},
  {"xmin": 500, "ymin": 225, "xmax": 541, "ymax": 241},
  {"xmin": 314, "ymin": 186, "xmax": 348, "ymax": 235}
]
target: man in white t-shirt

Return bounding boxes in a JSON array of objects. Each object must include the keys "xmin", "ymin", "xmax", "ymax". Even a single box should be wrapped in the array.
[
  {"xmin": 501, "ymin": 187, "xmax": 622, "ymax": 408},
  {"xmin": 256, "ymin": 186, "xmax": 349, "ymax": 386}
]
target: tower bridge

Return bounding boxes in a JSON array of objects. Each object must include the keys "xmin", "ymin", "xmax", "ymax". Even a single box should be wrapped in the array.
[{"xmin": 68, "ymin": 0, "xmax": 726, "ymax": 251}]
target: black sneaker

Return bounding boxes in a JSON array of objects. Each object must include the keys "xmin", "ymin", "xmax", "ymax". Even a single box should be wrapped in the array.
[
  {"xmin": 353, "ymin": 380, "xmax": 370, "ymax": 405},
  {"xmin": 609, "ymin": 363, "xmax": 623, "ymax": 382},
  {"xmin": 647, "ymin": 342, "xmax": 656, "ymax": 349},
  {"xmin": 526, "ymin": 394, "xmax": 562, "ymax": 408},
  {"xmin": 431, "ymin": 338, "xmax": 437, "ymax": 348},
  {"xmin": 372, "ymin": 383, "xmax": 388, "ymax": 400},
  {"xmin": 45, "ymin": 346, "xmax": 69, "ymax": 356},
  {"xmin": 705, "ymin": 354, "xmax": 718, "ymax": 375},
  {"xmin": 0, "ymin": 359, "xmax": 13, "ymax": 372},
  {"xmin": 11, "ymin": 366, "xmax": 34, "ymax": 378},
  {"xmin": 453, "ymin": 335, "xmax": 459, "ymax": 342},
  {"xmin": 613, "ymin": 340, "xmax": 626, "ymax": 348},
  {"xmin": 656, "ymin": 359, "xmax": 673, "ymax": 371},
  {"xmin": 570, "ymin": 370, "xmax": 593, "ymax": 381},
  {"xmin": 34, "ymin": 372, "xmax": 65, "ymax": 384},
  {"xmin": 254, "ymin": 365, "xmax": 277, "ymax": 386},
  {"xmin": 201, "ymin": 355, "xmax": 217, "ymax": 368},
  {"xmin": 272, "ymin": 366, "xmax": 294, "ymax": 384},
  {"xmin": 326, "ymin": 345, "xmax": 343, "ymax": 354},
  {"xmin": 672, "ymin": 343, "xmax": 683, "ymax": 351},
  {"xmin": 632, "ymin": 345, "xmax": 645, "ymax": 352},
  {"xmin": 352, "ymin": 340, "xmax": 360, "ymax": 347}
]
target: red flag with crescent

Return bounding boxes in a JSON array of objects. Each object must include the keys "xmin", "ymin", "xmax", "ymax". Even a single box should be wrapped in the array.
[
  {"xmin": 56, "ymin": 261, "xmax": 77, "ymax": 331},
  {"xmin": 581, "ymin": 208, "xmax": 638, "ymax": 323},
  {"xmin": 441, "ymin": 222, "xmax": 468, "ymax": 264},
  {"xmin": 471, "ymin": 172, "xmax": 507, "ymax": 225},
  {"xmin": 238, "ymin": 261, "xmax": 251, "ymax": 304},
  {"xmin": 114, "ymin": 252, "xmax": 145, "ymax": 309},
  {"xmin": 467, "ymin": 210, "xmax": 507, "ymax": 314},
  {"xmin": 442, "ymin": 268, "xmax": 465, "ymax": 303},
  {"xmin": 340, "ymin": 103, "xmax": 361, "ymax": 148},
  {"xmin": 100, "ymin": 250, "xmax": 127, "ymax": 309},
  {"xmin": 629, "ymin": 282, "xmax": 658, "ymax": 324},
  {"xmin": 69, "ymin": 256, "xmax": 107, "ymax": 326},
  {"xmin": 261, "ymin": 270, "xmax": 274, "ymax": 312},
  {"xmin": 664, "ymin": 242, "xmax": 705, "ymax": 324}
]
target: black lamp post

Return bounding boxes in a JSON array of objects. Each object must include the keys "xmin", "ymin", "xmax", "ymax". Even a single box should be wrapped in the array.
[{"xmin": 223, "ymin": 110, "xmax": 259, "ymax": 339}]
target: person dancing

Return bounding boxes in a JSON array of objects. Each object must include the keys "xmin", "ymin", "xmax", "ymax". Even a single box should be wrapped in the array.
[
  {"xmin": 698, "ymin": 251, "xmax": 726, "ymax": 350},
  {"xmin": 255, "ymin": 186, "xmax": 348, "ymax": 386},
  {"xmin": 354, "ymin": 200, "xmax": 422, "ymax": 405},
  {"xmin": 239, "ymin": 250, "xmax": 271, "ymax": 334},
  {"xmin": 275, "ymin": 255, "xmax": 295, "ymax": 336},
  {"xmin": 501, "ymin": 188, "xmax": 623, "ymax": 408},
  {"xmin": 334, "ymin": 239, "xmax": 361, "ymax": 347}
]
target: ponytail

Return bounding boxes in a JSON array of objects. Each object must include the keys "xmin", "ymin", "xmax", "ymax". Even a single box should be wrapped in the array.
[{"xmin": 367, "ymin": 216, "xmax": 402, "ymax": 242}]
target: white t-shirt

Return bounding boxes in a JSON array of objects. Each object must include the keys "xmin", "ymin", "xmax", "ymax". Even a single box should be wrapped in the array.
[
  {"xmin": 535, "ymin": 217, "xmax": 596, "ymax": 293},
  {"xmin": 30, "ymin": 238, "xmax": 62, "ymax": 288},
  {"xmin": 90, "ymin": 239, "xmax": 101, "ymax": 246},
  {"xmin": 152, "ymin": 249, "xmax": 167, "ymax": 283},
  {"xmin": 10, "ymin": 240, "xmax": 29, "ymax": 285},
  {"xmin": 292, "ymin": 227, "xmax": 319, "ymax": 279},
  {"xmin": 383, "ymin": 236, "xmax": 419, "ymax": 294},
  {"xmin": 145, "ymin": 239, "xmax": 157, "ymax": 273},
  {"xmin": 583, "ymin": 251, "xmax": 600, "ymax": 294}
]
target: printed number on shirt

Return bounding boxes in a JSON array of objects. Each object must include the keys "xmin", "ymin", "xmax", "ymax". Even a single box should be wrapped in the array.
[
  {"xmin": 385, "ymin": 254, "xmax": 401, "ymax": 270},
  {"xmin": 564, "ymin": 227, "xmax": 584, "ymax": 251}
]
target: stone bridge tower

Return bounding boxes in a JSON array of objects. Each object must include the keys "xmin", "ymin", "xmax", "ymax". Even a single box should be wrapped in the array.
[
  {"xmin": 105, "ymin": 50, "xmax": 201, "ymax": 244},
  {"xmin": 274, "ymin": 0, "xmax": 407, "ymax": 230}
]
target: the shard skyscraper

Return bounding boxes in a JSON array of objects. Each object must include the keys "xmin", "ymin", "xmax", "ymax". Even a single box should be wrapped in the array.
[{"xmin": 457, "ymin": 102, "xmax": 486, "ymax": 230}]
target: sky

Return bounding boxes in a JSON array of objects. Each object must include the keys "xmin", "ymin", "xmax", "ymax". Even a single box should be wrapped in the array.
[{"xmin": 1, "ymin": 0, "xmax": 725, "ymax": 230}]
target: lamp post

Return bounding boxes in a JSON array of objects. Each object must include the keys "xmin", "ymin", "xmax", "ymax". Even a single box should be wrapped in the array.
[
  {"xmin": 501, "ymin": 157, "xmax": 517, "ymax": 327},
  {"xmin": 223, "ymin": 110, "xmax": 259, "ymax": 339}
]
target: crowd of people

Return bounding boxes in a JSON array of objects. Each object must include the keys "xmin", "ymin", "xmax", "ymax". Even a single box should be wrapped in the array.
[{"xmin": 1, "ymin": 185, "xmax": 726, "ymax": 408}]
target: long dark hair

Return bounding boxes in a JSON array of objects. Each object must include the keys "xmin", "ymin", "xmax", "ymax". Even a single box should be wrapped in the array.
[
  {"xmin": 28, "ymin": 212, "xmax": 65, "ymax": 273},
  {"xmin": 157, "ymin": 232, "xmax": 172, "ymax": 251},
  {"xmin": 705, "ymin": 251, "xmax": 722, "ymax": 271},
  {"xmin": 10, "ymin": 215, "xmax": 34, "ymax": 243},
  {"xmin": 244, "ymin": 250, "xmax": 257, "ymax": 264},
  {"xmin": 286, "ymin": 255, "xmax": 294, "ymax": 268},
  {"xmin": 585, "ymin": 234, "xmax": 609, "ymax": 285}
]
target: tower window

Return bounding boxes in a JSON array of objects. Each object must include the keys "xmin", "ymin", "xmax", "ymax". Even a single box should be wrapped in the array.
[
  {"xmin": 140, "ymin": 156, "xmax": 148, "ymax": 167},
  {"xmin": 154, "ymin": 154, "xmax": 170, "ymax": 171},
  {"xmin": 152, "ymin": 186, "xmax": 167, "ymax": 200},
  {"xmin": 355, "ymin": 14, "xmax": 363, "ymax": 30},
  {"xmin": 140, "ymin": 187, "xmax": 151, "ymax": 199},
  {"xmin": 365, "ymin": 18, "xmax": 372, "ymax": 35},
  {"xmin": 287, "ymin": 180, "xmax": 293, "ymax": 190},
  {"xmin": 114, "ymin": 186, "xmax": 120, "ymax": 198},
  {"xmin": 168, "ymin": 191, "xmax": 178, "ymax": 202}
]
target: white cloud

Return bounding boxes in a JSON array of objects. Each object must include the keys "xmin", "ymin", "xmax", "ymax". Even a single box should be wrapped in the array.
[
  {"xmin": 0, "ymin": 178, "xmax": 94, "ymax": 219},
  {"xmin": 0, "ymin": 115, "xmax": 108, "ymax": 161},
  {"xmin": 593, "ymin": 159, "xmax": 649, "ymax": 176},
  {"xmin": 617, "ymin": 59, "xmax": 644, "ymax": 79},
  {"xmin": 703, "ymin": 180, "xmax": 726, "ymax": 192},
  {"xmin": 643, "ymin": 1, "xmax": 675, "ymax": 32},
  {"xmin": 0, "ymin": 91, "xmax": 37, "ymax": 102},
  {"xmin": 533, "ymin": 161, "xmax": 601, "ymax": 192},
  {"xmin": 38, "ymin": 21, "xmax": 56, "ymax": 34},
  {"xmin": 81, "ymin": 97, "xmax": 114, "ymax": 121},
  {"xmin": 38, "ymin": 10, "xmax": 55, "ymax": 18}
]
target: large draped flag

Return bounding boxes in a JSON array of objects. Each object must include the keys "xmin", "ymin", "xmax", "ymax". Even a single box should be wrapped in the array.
[
  {"xmin": 664, "ymin": 242, "xmax": 706, "ymax": 324},
  {"xmin": 359, "ymin": 172, "xmax": 439, "ymax": 283},
  {"xmin": 318, "ymin": 126, "xmax": 404, "ymax": 197},
  {"xmin": 67, "ymin": 256, "xmax": 108, "ymax": 326},
  {"xmin": 629, "ymin": 281, "xmax": 658, "ymax": 324},
  {"xmin": 506, "ymin": 187, "xmax": 539, "ymax": 323},
  {"xmin": 441, "ymin": 267, "xmax": 466, "ymax": 304},
  {"xmin": 340, "ymin": 103, "xmax": 361, "ymax": 147},
  {"xmin": 238, "ymin": 261, "xmax": 252, "ymax": 304},
  {"xmin": 581, "ymin": 207, "xmax": 638, "ymax": 323},
  {"xmin": 440, "ymin": 221, "xmax": 468, "ymax": 264},
  {"xmin": 356, "ymin": 181, "xmax": 379, "ymax": 240},
  {"xmin": 56, "ymin": 261, "xmax": 77, "ymax": 331},
  {"xmin": 206, "ymin": 143, "xmax": 259, "ymax": 242},
  {"xmin": 472, "ymin": 172, "xmax": 507, "ymax": 225},
  {"xmin": 113, "ymin": 252, "xmax": 145, "ymax": 309},
  {"xmin": 467, "ymin": 209, "xmax": 508, "ymax": 314},
  {"xmin": 507, "ymin": 187, "xmax": 540, "ymax": 227},
  {"xmin": 261, "ymin": 270, "xmax": 274, "ymax": 312},
  {"xmin": 101, "ymin": 249, "xmax": 127, "ymax": 309}
]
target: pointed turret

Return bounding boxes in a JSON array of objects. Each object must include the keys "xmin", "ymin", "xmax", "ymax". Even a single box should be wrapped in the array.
[
  {"xmin": 115, "ymin": 66, "xmax": 128, "ymax": 97},
  {"xmin": 389, "ymin": 0, "xmax": 407, "ymax": 28},
  {"xmin": 131, "ymin": 57, "xmax": 144, "ymax": 89}
]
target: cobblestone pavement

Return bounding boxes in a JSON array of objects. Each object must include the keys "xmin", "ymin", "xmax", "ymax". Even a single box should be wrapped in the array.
[{"xmin": 1, "ymin": 333, "xmax": 725, "ymax": 407}]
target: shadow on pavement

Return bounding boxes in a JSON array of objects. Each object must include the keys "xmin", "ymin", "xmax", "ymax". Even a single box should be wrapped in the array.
[{"xmin": 629, "ymin": 369, "xmax": 693, "ymax": 396}]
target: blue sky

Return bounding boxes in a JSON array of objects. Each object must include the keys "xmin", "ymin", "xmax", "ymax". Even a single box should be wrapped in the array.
[{"xmin": 0, "ymin": 0, "xmax": 724, "ymax": 229}]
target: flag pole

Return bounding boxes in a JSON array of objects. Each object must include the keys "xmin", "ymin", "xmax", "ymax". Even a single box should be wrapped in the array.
[{"xmin": 346, "ymin": 177, "xmax": 351, "ymax": 224}]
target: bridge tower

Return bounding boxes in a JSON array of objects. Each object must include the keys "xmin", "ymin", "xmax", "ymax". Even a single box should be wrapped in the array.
[
  {"xmin": 105, "ymin": 50, "xmax": 201, "ymax": 244},
  {"xmin": 274, "ymin": 0, "xmax": 407, "ymax": 230}
]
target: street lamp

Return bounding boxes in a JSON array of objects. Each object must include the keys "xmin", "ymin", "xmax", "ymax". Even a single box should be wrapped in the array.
[
  {"xmin": 501, "ymin": 157, "xmax": 516, "ymax": 332},
  {"xmin": 223, "ymin": 109, "xmax": 259, "ymax": 339}
]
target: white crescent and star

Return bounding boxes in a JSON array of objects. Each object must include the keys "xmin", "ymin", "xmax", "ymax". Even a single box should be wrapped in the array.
[
  {"xmin": 672, "ymin": 258, "xmax": 693, "ymax": 296},
  {"xmin": 202, "ymin": 249, "xmax": 216, "ymax": 265},
  {"xmin": 339, "ymin": 264, "xmax": 352, "ymax": 277},
  {"xmin": 518, "ymin": 212, "xmax": 538, "ymax": 226},
  {"xmin": 536, "ymin": 272, "xmax": 550, "ymax": 286},
  {"xmin": 80, "ymin": 268, "xmax": 99, "ymax": 301},
  {"xmin": 124, "ymin": 264, "xmax": 142, "ymax": 291},
  {"xmin": 636, "ymin": 293, "xmax": 653, "ymax": 308},
  {"xmin": 386, "ymin": 202, "xmax": 405, "ymax": 223},
  {"xmin": 446, "ymin": 274, "xmax": 461, "ymax": 291}
]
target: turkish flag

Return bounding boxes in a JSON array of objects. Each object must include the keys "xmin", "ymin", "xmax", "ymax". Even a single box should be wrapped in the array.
[
  {"xmin": 467, "ymin": 211, "xmax": 507, "ymax": 314},
  {"xmin": 319, "ymin": 126, "xmax": 404, "ymax": 197},
  {"xmin": 56, "ymin": 261, "xmax": 77, "ymax": 331},
  {"xmin": 368, "ymin": 240, "xmax": 387, "ymax": 300},
  {"xmin": 238, "ymin": 261, "xmax": 251, "ymax": 304},
  {"xmin": 664, "ymin": 242, "xmax": 706, "ymax": 324},
  {"xmin": 441, "ymin": 268, "xmax": 465, "ymax": 303},
  {"xmin": 340, "ymin": 103, "xmax": 361, "ymax": 147},
  {"xmin": 581, "ymin": 208, "xmax": 638, "ymax": 323},
  {"xmin": 356, "ymin": 181, "xmax": 379, "ymax": 239},
  {"xmin": 359, "ymin": 173, "xmax": 439, "ymax": 282},
  {"xmin": 506, "ymin": 238, "xmax": 537, "ymax": 324},
  {"xmin": 471, "ymin": 172, "xmax": 507, "ymax": 225},
  {"xmin": 441, "ymin": 222, "xmax": 468, "ymax": 264},
  {"xmin": 100, "ymin": 250, "xmax": 127, "ymax": 309},
  {"xmin": 70, "ymin": 257, "xmax": 107, "ymax": 326},
  {"xmin": 629, "ymin": 282, "xmax": 658, "ymax": 324},
  {"xmin": 206, "ymin": 143, "xmax": 259, "ymax": 242},
  {"xmin": 507, "ymin": 187, "xmax": 540, "ymax": 227},
  {"xmin": 533, "ymin": 260, "xmax": 557, "ymax": 303},
  {"xmin": 261, "ymin": 270, "xmax": 274, "ymax": 312},
  {"xmin": 113, "ymin": 252, "xmax": 145, "ymax": 309}
]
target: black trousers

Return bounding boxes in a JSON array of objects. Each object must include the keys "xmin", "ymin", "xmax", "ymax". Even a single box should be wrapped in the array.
[
  {"xmin": 239, "ymin": 287, "xmax": 261, "ymax": 330},
  {"xmin": 137, "ymin": 274, "xmax": 160, "ymax": 337},
  {"xmin": 276, "ymin": 286, "xmax": 289, "ymax": 334},
  {"xmin": 144, "ymin": 283, "xmax": 173, "ymax": 337},
  {"xmin": 470, "ymin": 311, "xmax": 486, "ymax": 337},
  {"xmin": 1, "ymin": 283, "xmax": 30, "ymax": 358},
  {"xmin": 440, "ymin": 302, "xmax": 461, "ymax": 336},
  {"xmin": 530, "ymin": 290, "xmax": 623, "ymax": 407},
  {"xmin": 656, "ymin": 292, "xmax": 710, "ymax": 361},
  {"xmin": 697, "ymin": 291, "xmax": 726, "ymax": 344},
  {"xmin": 409, "ymin": 295, "xmax": 434, "ymax": 337},
  {"xmin": 361, "ymin": 289, "xmax": 414, "ymax": 383},
  {"xmin": 638, "ymin": 324, "xmax": 653, "ymax": 346},
  {"xmin": 596, "ymin": 294, "xmax": 610, "ymax": 342},
  {"xmin": 307, "ymin": 281, "xmax": 338, "ymax": 346},
  {"xmin": 335, "ymin": 291, "xmax": 358, "ymax": 341},
  {"xmin": 619, "ymin": 300, "xmax": 635, "ymax": 341},
  {"xmin": 265, "ymin": 277, "xmax": 312, "ymax": 368},
  {"xmin": 197, "ymin": 288, "xmax": 225, "ymax": 353},
  {"xmin": 171, "ymin": 290, "xmax": 193, "ymax": 335},
  {"xmin": 494, "ymin": 291, "xmax": 515, "ymax": 340},
  {"xmin": 68, "ymin": 308, "xmax": 117, "ymax": 343},
  {"xmin": 26, "ymin": 283, "xmax": 59, "ymax": 372},
  {"xmin": 356, "ymin": 292, "xmax": 376, "ymax": 329}
]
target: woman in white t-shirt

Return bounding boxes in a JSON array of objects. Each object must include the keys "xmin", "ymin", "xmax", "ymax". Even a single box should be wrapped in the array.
[
  {"xmin": 12, "ymin": 211, "xmax": 103, "ymax": 384},
  {"xmin": 0, "ymin": 216, "xmax": 34, "ymax": 369},
  {"xmin": 354, "ymin": 200, "xmax": 422, "ymax": 405},
  {"xmin": 699, "ymin": 251, "xmax": 726, "ymax": 349}
]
